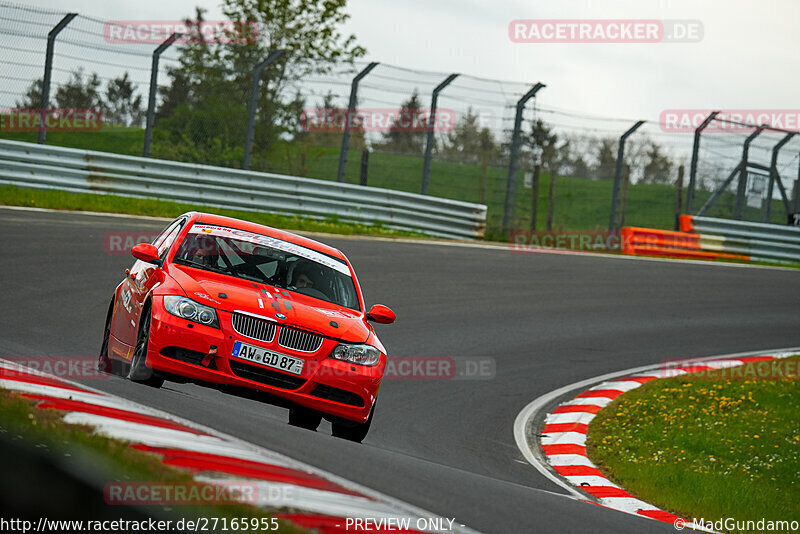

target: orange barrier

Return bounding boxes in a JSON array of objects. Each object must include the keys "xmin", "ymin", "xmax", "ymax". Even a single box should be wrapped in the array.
[
  {"xmin": 621, "ymin": 226, "xmax": 750, "ymax": 261},
  {"xmin": 679, "ymin": 214, "xmax": 695, "ymax": 232}
]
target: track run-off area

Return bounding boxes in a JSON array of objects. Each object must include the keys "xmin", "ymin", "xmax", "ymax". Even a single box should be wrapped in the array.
[{"xmin": 1, "ymin": 207, "xmax": 799, "ymax": 533}]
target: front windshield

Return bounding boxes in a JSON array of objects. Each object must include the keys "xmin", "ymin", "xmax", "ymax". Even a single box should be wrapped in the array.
[{"xmin": 173, "ymin": 224, "xmax": 360, "ymax": 310}]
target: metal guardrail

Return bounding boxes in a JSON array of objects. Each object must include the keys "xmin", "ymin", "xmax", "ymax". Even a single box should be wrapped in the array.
[
  {"xmin": 682, "ymin": 215, "xmax": 800, "ymax": 264},
  {"xmin": 0, "ymin": 140, "xmax": 487, "ymax": 240}
]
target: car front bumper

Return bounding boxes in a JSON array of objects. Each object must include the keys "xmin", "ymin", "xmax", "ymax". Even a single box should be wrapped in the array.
[{"xmin": 144, "ymin": 302, "xmax": 383, "ymax": 423}]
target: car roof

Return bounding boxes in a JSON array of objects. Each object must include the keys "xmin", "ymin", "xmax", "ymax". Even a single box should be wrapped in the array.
[{"xmin": 190, "ymin": 212, "xmax": 348, "ymax": 262}]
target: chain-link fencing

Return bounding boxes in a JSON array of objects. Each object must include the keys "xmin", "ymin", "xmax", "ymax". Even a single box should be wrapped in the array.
[{"xmin": 2, "ymin": 1, "xmax": 798, "ymax": 240}]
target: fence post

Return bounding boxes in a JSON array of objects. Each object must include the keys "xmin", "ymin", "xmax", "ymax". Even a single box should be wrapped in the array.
[
  {"xmin": 360, "ymin": 148, "xmax": 369, "ymax": 186},
  {"xmin": 530, "ymin": 152, "xmax": 541, "ymax": 231},
  {"xmin": 37, "ymin": 13, "xmax": 77, "ymax": 145},
  {"xmin": 421, "ymin": 73, "xmax": 459, "ymax": 195},
  {"xmin": 697, "ymin": 162, "xmax": 743, "ymax": 217},
  {"xmin": 479, "ymin": 152, "xmax": 488, "ymax": 205},
  {"xmin": 686, "ymin": 111, "xmax": 719, "ymax": 214},
  {"xmin": 619, "ymin": 163, "xmax": 632, "ymax": 229},
  {"xmin": 609, "ymin": 120, "xmax": 645, "ymax": 232},
  {"xmin": 142, "ymin": 32, "xmax": 180, "ymax": 158},
  {"xmin": 546, "ymin": 170, "xmax": 555, "ymax": 231},
  {"xmin": 336, "ymin": 62, "xmax": 378, "ymax": 183},
  {"xmin": 794, "ymin": 180, "xmax": 800, "ymax": 214},
  {"xmin": 502, "ymin": 82, "xmax": 545, "ymax": 236},
  {"xmin": 674, "ymin": 164, "xmax": 685, "ymax": 230},
  {"xmin": 242, "ymin": 49, "xmax": 285, "ymax": 170},
  {"xmin": 733, "ymin": 125, "xmax": 765, "ymax": 220},
  {"xmin": 795, "ymin": 157, "xmax": 800, "ymax": 212},
  {"xmin": 764, "ymin": 132, "xmax": 795, "ymax": 222}
]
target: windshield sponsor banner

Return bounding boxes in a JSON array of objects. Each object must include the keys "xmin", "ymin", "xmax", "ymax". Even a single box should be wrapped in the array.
[{"xmin": 189, "ymin": 224, "xmax": 351, "ymax": 276}]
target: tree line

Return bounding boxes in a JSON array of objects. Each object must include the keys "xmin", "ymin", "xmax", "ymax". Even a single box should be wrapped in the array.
[{"xmin": 17, "ymin": 69, "xmax": 144, "ymax": 127}]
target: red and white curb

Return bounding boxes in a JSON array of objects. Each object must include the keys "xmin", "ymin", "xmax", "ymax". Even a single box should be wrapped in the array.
[
  {"xmin": 0, "ymin": 359, "xmax": 477, "ymax": 534},
  {"xmin": 514, "ymin": 348, "xmax": 799, "ymax": 532}
]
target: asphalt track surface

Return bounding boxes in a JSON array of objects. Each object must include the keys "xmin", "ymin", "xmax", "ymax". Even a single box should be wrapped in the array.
[{"xmin": 2, "ymin": 207, "xmax": 799, "ymax": 533}]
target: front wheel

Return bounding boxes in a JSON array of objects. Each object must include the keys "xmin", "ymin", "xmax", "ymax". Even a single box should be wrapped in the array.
[
  {"xmin": 331, "ymin": 404, "xmax": 375, "ymax": 443},
  {"xmin": 98, "ymin": 298, "xmax": 114, "ymax": 374},
  {"xmin": 128, "ymin": 306, "xmax": 164, "ymax": 388}
]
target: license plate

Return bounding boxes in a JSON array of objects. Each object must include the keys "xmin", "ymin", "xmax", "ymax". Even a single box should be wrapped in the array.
[{"xmin": 231, "ymin": 341, "xmax": 304, "ymax": 375}]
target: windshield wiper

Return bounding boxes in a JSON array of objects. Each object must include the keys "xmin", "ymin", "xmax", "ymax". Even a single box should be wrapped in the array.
[
  {"xmin": 235, "ymin": 271, "xmax": 271, "ymax": 283},
  {"xmin": 174, "ymin": 258, "xmax": 234, "ymax": 277}
]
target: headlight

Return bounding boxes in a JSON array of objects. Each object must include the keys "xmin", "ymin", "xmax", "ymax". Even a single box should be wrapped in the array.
[
  {"xmin": 330, "ymin": 344, "xmax": 382, "ymax": 366},
  {"xmin": 163, "ymin": 295, "xmax": 219, "ymax": 328}
]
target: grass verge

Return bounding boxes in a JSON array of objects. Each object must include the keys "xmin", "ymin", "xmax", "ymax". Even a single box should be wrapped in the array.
[
  {"xmin": 0, "ymin": 184, "xmax": 426, "ymax": 238},
  {"xmin": 586, "ymin": 356, "xmax": 800, "ymax": 529},
  {"xmin": 0, "ymin": 387, "xmax": 305, "ymax": 531}
]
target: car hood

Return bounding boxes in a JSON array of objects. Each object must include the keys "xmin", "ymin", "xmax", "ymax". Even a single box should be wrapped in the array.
[{"xmin": 168, "ymin": 265, "xmax": 369, "ymax": 343}]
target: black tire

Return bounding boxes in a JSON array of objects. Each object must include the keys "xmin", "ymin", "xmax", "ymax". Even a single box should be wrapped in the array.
[
  {"xmin": 331, "ymin": 404, "xmax": 375, "ymax": 443},
  {"xmin": 127, "ymin": 305, "xmax": 164, "ymax": 388},
  {"xmin": 288, "ymin": 405, "xmax": 323, "ymax": 431},
  {"xmin": 98, "ymin": 298, "xmax": 114, "ymax": 374},
  {"xmin": 111, "ymin": 359, "xmax": 128, "ymax": 377}
]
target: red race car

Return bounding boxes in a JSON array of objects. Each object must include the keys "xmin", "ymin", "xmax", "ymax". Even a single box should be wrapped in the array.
[{"xmin": 99, "ymin": 212, "xmax": 395, "ymax": 442}]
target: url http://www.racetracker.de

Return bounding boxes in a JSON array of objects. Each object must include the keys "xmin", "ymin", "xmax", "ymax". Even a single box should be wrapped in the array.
[{"xmin": 0, "ymin": 517, "xmax": 282, "ymax": 533}]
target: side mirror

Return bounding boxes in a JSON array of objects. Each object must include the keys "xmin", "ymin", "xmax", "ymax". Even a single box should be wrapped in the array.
[
  {"xmin": 366, "ymin": 304, "xmax": 395, "ymax": 324},
  {"xmin": 131, "ymin": 243, "xmax": 161, "ymax": 265}
]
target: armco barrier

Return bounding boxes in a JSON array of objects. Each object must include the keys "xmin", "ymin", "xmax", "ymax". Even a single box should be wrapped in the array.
[
  {"xmin": 622, "ymin": 217, "xmax": 800, "ymax": 264},
  {"xmin": 620, "ymin": 227, "xmax": 750, "ymax": 261},
  {"xmin": 681, "ymin": 215, "xmax": 800, "ymax": 264},
  {"xmin": 0, "ymin": 140, "xmax": 487, "ymax": 240}
]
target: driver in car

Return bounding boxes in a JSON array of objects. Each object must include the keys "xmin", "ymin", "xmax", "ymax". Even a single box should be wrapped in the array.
[
  {"xmin": 189, "ymin": 235, "xmax": 220, "ymax": 267},
  {"xmin": 291, "ymin": 260, "xmax": 324, "ymax": 291},
  {"xmin": 296, "ymin": 272, "xmax": 314, "ymax": 288}
]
